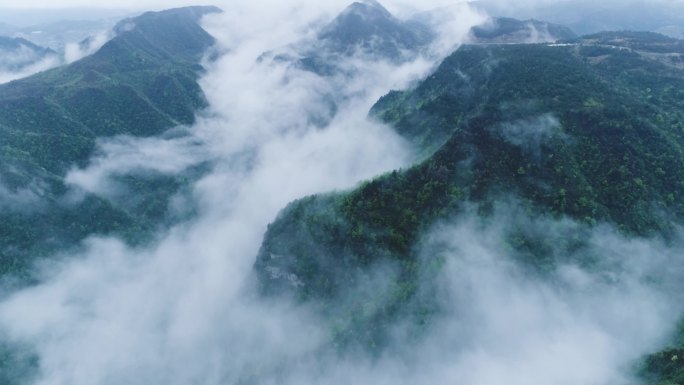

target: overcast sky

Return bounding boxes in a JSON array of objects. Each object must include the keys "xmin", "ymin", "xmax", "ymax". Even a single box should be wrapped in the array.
[
  {"xmin": 1, "ymin": 0, "xmax": 683, "ymax": 8},
  {"xmin": 0, "ymin": 0, "xmax": 199, "ymax": 10},
  {"xmin": 0, "ymin": 0, "xmax": 450, "ymax": 10}
]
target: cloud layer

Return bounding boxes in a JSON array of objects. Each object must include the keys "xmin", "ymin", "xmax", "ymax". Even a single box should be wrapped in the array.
[{"xmin": 0, "ymin": 2, "xmax": 682, "ymax": 385}]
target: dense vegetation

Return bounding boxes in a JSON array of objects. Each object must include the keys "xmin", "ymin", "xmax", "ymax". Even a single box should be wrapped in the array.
[
  {"xmin": 256, "ymin": 33, "xmax": 684, "ymax": 349},
  {"xmin": 0, "ymin": 6, "xmax": 220, "ymax": 277},
  {"xmin": 2, "ymin": 2, "xmax": 683, "ymax": 381},
  {"xmin": 640, "ymin": 323, "xmax": 684, "ymax": 385},
  {"xmin": 0, "ymin": 340, "xmax": 37, "ymax": 385}
]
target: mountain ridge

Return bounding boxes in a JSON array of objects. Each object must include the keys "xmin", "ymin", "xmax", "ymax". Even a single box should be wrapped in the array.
[
  {"xmin": 255, "ymin": 30, "xmax": 684, "ymax": 349},
  {"xmin": 0, "ymin": 5, "xmax": 220, "ymax": 278}
]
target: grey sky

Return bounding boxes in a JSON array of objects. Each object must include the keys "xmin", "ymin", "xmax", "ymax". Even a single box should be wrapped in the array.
[{"xmin": 0, "ymin": 0, "xmax": 204, "ymax": 9}]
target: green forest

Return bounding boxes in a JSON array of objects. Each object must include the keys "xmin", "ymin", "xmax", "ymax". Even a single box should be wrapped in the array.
[{"xmin": 257, "ymin": 31, "xmax": 684, "ymax": 373}]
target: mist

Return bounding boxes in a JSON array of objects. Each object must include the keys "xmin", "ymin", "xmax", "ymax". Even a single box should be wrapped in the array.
[
  {"xmin": 0, "ymin": 2, "xmax": 682, "ymax": 385},
  {"xmin": 391, "ymin": 209, "xmax": 684, "ymax": 385},
  {"xmin": 0, "ymin": 56, "xmax": 58, "ymax": 84},
  {"xmin": 0, "ymin": 180, "xmax": 44, "ymax": 213},
  {"xmin": 63, "ymin": 30, "xmax": 113, "ymax": 63},
  {"xmin": 0, "ymin": 29, "xmax": 114, "ymax": 85},
  {"xmin": 0, "ymin": 45, "xmax": 60, "ymax": 84}
]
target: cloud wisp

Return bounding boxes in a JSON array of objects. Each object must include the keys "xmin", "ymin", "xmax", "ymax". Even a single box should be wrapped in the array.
[
  {"xmin": 0, "ymin": 28, "xmax": 114, "ymax": 84},
  {"xmin": 0, "ymin": 49, "xmax": 60, "ymax": 84}
]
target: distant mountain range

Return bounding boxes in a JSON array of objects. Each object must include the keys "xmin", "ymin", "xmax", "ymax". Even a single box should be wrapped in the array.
[
  {"xmin": 0, "ymin": 19, "xmax": 121, "ymax": 51},
  {"xmin": 476, "ymin": 0, "xmax": 684, "ymax": 39},
  {"xmin": 316, "ymin": 0, "xmax": 434, "ymax": 60}
]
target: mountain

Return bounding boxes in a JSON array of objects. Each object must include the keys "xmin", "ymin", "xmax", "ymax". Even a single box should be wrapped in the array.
[
  {"xmin": 317, "ymin": 0, "xmax": 433, "ymax": 59},
  {"xmin": 1, "ymin": 3, "xmax": 683, "ymax": 383},
  {"xmin": 262, "ymin": 0, "xmax": 434, "ymax": 77},
  {"xmin": 0, "ymin": 8, "xmax": 131, "ymax": 52},
  {"xmin": 0, "ymin": 36, "xmax": 56, "ymax": 71},
  {"xmin": 255, "ymin": 31, "xmax": 684, "ymax": 347},
  {"xmin": 469, "ymin": 17, "xmax": 577, "ymax": 43},
  {"xmin": 0, "ymin": 6, "xmax": 220, "ymax": 277}
]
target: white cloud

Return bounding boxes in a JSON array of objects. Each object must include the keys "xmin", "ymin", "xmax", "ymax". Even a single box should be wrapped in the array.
[
  {"xmin": 0, "ymin": 29, "xmax": 116, "ymax": 84},
  {"xmin": 65, "ymin": 133, "xmax": 208, "ymax": 198},
  {"xmin": 1, "ymin": 2, "xmax": 681, "ymax": 385},
  {"xmin": 0, "ymin": 52, "xmax": 60, "ymax": 84},
  {"xmin": 63, "ymin": 29, "xmax": 113, "ymax": 63}
]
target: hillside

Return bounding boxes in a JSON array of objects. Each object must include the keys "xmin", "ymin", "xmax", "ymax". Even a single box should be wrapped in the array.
[
  {"xmin": 0, "ymin": 6, "xmax": 220, "ymax": 277},
  {"xmin": 316, "ymin": 0, "xmax": 433, "ymax": 60},
  {"xmin": 255, "ymin": 32, "xmax": 684, "ymax": 347},
  {"xmin": 1, "ymin": 2, "xmax": 684, "ymax": 384}
]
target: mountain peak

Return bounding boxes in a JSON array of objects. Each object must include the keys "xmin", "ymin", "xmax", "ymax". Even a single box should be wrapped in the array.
[
  {"xmin": 344, "ymin": 0, "xmax": 392, "ymax": 18},
  {"xmin": 316, "ymin": 0, "xmax": 432, "ymax": 59},
  {"xmin": 359, "ymin": 0, "xmax": 384, "ymax": 7},
  {"xmin": 0, "ymin": 36, "xmax": 56, "ymax": 72},
  {"xmin": 114, "ymin": 5, "xmax": 222, "ymax": 34},
  {"xmin": 89, "ymin": 5, "xmax": 221, "ymax": 67},
  {"xmin": 322, "ymin": 0, "xmax": 394, "ymax": 37}
]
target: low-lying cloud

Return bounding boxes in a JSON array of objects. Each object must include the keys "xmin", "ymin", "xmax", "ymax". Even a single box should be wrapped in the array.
[
  {"xmin": 0, "ymin": 2, "xmax": 681, "ymax": 385},
  {"xmin": 0, "ymin": 29, "xmax": 115, "ymax": 84},
  {"xmin": 0, "ymin": 51, "xmax": 60, "ymax": 84},
  {"xmin": 65, "ymin": 132, "xmax": 209, "ymax": 199}
]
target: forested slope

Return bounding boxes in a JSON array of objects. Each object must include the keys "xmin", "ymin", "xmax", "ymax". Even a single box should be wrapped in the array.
[
  {"xmin": 256, "ymin": 32, "xmax": 684, "ymax": 349},
  {"xmin": 0, "ymin": 6, "xmax": 220, "ymax": 277}
]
